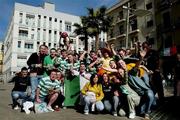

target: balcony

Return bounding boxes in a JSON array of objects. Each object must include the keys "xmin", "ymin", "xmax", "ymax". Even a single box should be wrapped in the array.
[
  {"xmin": 129, "ymin": 29, "xmax": 140, "ymax": 35},
  {"xmin": 157, "ymin": 0, "xmax": 170, "ymax": 9},
  {"xmin": 117, "ymin": 34, "xmax": 126, "ymax": 39},
  {"xmin": 156, "ymin": 0, "xmax": 179, "ymax": 11},
  {"xmin": 116, "ymin": 18, "xmax": 126, "ymax": 24},
  {"xmin": 19, "ymin": 32, "xmax": 28, "ymax": 40}
]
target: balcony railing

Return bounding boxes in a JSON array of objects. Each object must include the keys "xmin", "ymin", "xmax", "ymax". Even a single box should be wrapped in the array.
[
  {"xmin": 116, "ymin": 18, "xmax": 126, "ymax": 24},
  {"xmin": 156, "ymin": 0, "xmax": 179, "ymax": 11}
]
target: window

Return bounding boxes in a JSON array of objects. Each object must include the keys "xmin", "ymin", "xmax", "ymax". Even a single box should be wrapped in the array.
[
  {"xmin": 117, "ymin": 11, "xmax": 123, "ymax": 20},
  {"xmin": 43, "ymin": 16, "xmax": 46, "ymax": 27},
  {"xmin": 37, "ymin": 28, "xmax": 40, "ymax": 40},
  {"xmin": 119, "ymin": 25, "xmax": 124, "ymax": 34},
  {"xmin": 19, "ymin": 30, "xmax": 28, "ymax": 37},
  {"xmin": 55, "ymin": 18, "xmax": 57, "ymax": 22},
  {"xmin": 26, "ymin": 14, "xmax": 35, "ymax": 26},
  {"xmin": 59, "ymin": 20, "xmax": 62, "ymax": 30},
  {"xmin": 147, "ymin": 20, "xmax": 153, "ymax": 28},
  {"xmin": 38, "ymin": 15, "xmax": 41, "ymax": 27},
  {"xmin": 17, "ymin": 56, "xmax": 27, "ymax": 67},
  {"xmin": 19, "ymin": 13, "xmax": 23, "ymax": 24},
  {"xmin": 130, "ymin": 4, "xmax": 136, "ymax": 16},
  {"xmin": 165, "ymin": 36, "xmax": 172, "ymax": 48},
  {"xmin": 163, "ymin": 12, "xmax": 171, "ymax": 28},
  {"xmin": 48, "ymin": 43, "xmax": 51, "ymax": 47},
  {"xmin": 130, "ymin": 18, "xmax": 137, "ymax": 31},
  {"xmin": 43, "ymin": 29, "xmax": 46, "ymax": 40},
  {"xmin": 130, "ymin": 3, "xmax": 136, "ymax": 9},
  {"xmin": 134, "ymin": 36, "xmax": 138, "ymax": 42},
  {"xmin": 146, "ymin": 2, "xmax": 152, "ymax": 10},
  {"xmin": 31, "ymin": 34, "xmax": 34, "ymax": 39},
  {"xmin": 54, "ymin": 31, "xmax": 57, "ymax": 41},
  {"xmin": 49, "ymin": 17, "xmax": 52, "ymax": 28},
  {"xmin": 17, "ymin": 56, "xmax": 27, "ymax": 59},
  {"xmin": 24, "ymin": 43, "xmax": 33, "ymax": 49},
  {"xmin": 49, "ymin": 17, "xmax": 52, "ymax": 21},
  {"xmin": 65, "ymin": 22, "xmax": 72, "ymax": 32},
  {"xmin": 49, "ymin": 30, "xmax": 52, "ymax": 41},
  {"xmin": 18, "ymin": 41, "xmax": 21, "ymax": 48}
]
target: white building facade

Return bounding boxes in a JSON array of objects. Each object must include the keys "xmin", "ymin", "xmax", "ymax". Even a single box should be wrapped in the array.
[{"xmin": 3, "ymin": 2, "xmax": 82, "ymax": 82}]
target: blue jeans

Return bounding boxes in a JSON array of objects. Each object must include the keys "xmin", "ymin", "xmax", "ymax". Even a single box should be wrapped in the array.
[
  {"xmin": 103, "ymin": 96, "xmax": 119, "ymax": 113},
  {"xmin": 30, "ymin": 75, "xmax": 43, "ymax": 101},
  {"xmin": 11, "ymin": 91, "xmax": 28, "ymax": 106},
  {"xmin": 84, "ymin": 96, "xmax": 104, "ymax": 113},
  {"xmin": 140, "ymin": 89, "xmax": 155, "ymax": 114}
]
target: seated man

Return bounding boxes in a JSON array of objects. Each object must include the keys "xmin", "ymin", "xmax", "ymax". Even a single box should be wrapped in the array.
[
  {"xmin": 10, "ymin": 67, "xmax": 30, "ymax": 110},
  {"xmin": 51, "ymin": 70, "xmax": 65, "ymax": 111},
  {"xmin": 35, "ymin": 69, "xmax": 61, "ymax": 112}
]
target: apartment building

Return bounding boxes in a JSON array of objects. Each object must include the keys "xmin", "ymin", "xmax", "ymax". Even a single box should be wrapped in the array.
[
  {"xmin": 0, "ymin": 42, "xmax": 3, "ymax": 73},
  {"xmin": 106, "ymin": 0, "xmax": 156, "ymax": 50},
  {"xmin": 155, "ymin": 0, "xmax": 180, "ymax": 55},
  {"xmin": 3, "ymin": 2, "xmax": 82, "ymax": 82}
]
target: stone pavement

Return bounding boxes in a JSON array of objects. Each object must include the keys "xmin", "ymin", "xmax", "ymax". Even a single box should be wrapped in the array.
[
  {"xmin": 0, "ymin": 84, "xmax": 144, "ymax": 120},
  {"xmin": 0, "ymin": 83, "xmax": 179, "ymax": 120}
]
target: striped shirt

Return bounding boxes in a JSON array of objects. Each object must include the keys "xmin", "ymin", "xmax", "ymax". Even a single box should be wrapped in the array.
[
  {"xmin": 57, "ymin": 58, "xmax": 68, "ymax": 72},
  {"xmin": 38, "ymin": 76, "xmax": 61, "ymax": 98},
  {"xmin": 64, "ymin": 61, "xmax": 80, "ymax": 70}
]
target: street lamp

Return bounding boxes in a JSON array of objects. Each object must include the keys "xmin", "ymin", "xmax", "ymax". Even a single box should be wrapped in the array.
[{"xmin": 123, "ymin": 5, "xmax": 152, "ymax": 48}]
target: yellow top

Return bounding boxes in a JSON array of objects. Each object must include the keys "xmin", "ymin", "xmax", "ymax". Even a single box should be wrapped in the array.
[
  {"xmin": 100, "ymin": 57, "xmax": 112, "ymax": 69},
  {"xmin": 81, "ymin": 82, "xmax": 104, "ymax": 101},
  {"xmin": 126, "ymin": 63, "xmax": 145, "ymax": 77}
]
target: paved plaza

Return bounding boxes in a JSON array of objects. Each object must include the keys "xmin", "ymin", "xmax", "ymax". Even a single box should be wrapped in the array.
[
  {"xmin": 1, "ymin": 83, "xmax": 180, "ymax": 120},
  {"xmin": 0, "ymin": 83, "xmax": 144, "ymax": 120}
]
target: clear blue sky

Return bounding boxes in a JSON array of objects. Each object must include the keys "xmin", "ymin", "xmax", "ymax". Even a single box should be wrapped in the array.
[{"xmin": 0, "ymin": 0, "xmax": 119, "ymax": 41}]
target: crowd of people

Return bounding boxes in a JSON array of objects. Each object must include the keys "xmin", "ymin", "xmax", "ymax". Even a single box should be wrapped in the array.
[{"xmin": 9, "ymin": 40, "xmax": 180, "ymax": 119}]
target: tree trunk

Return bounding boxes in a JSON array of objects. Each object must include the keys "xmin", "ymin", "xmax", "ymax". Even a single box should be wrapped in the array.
[
  {"xmin": 95, "ymin": 34, "xmax": 99, "ymax": 51},
  {"xmin": 84, "ymin": 33, "xmax": 88, "ymax": 51}
]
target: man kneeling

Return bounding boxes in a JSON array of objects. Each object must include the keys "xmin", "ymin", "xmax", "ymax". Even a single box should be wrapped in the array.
[{"xmin": 35, "ymin": 69, "xmax": 61, "ymax": 112}]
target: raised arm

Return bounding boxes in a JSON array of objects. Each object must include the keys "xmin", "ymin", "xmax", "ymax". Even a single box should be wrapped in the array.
[
  {"xmin": 79, "ymin": 51, "xmax": 87, "ymax": 61},
  {"xmin": 110, "ymin": 44, "xmax": 117, "ymax": 56}
]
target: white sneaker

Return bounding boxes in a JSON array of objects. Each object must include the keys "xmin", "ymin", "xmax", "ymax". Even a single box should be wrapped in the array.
[
  {"xmin": 84, "ymin": 112, "xmax": 89, "ymax": 115},
  {"xmin": 63, "ymin": 106, "xmax": 67, "ymax": 109},
  {"xmin": 129, "ymin": 112, "xmax": 136, "ymax": 119},
  {"xmin": 23, "ymin": 107, "xmax": 30, "ymax": 114},
  {"xmin": 13, "ymin": 105, "xmax": 19, "ymax": 110},
  {"xmin": 47, "ymin": 106, "xmax": 54, "ymax": 112},
  {"xmin": 113, "ymin": 113, "xmax": 118, "ymax": 117},
  {"xmin": 23, "ymin": 101, "xmax": 33, "ymax": 114}
]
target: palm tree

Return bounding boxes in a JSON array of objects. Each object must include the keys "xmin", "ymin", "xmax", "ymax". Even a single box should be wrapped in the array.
[
  {"xmin": 73, "ymin": 16, "xmax": 89, "ymax": 51},
  {"xmin": 86, "ymin": 6, "xmax": 113, "ymax": 51}
]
